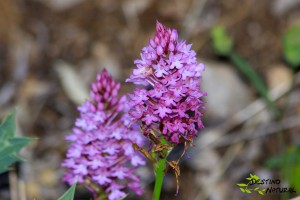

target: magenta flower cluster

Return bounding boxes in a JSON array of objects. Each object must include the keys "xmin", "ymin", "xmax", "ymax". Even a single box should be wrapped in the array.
[
  {"xmin": 62, "ymin": 70, "xmax": 145, "ymax": 200},
  {"xmin": 127, "ymin": 21, "xmax": 206, "ymax": 143}
]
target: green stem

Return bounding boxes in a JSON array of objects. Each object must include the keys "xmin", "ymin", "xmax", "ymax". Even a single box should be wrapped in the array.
[
  {"xmin": 85, "ymin": 180, "xmax": 107, "ymax": 200},
  {"xmin": 152, "ymin": 138, "xmax": 169, "ymax": 200},
  {"xmin": 96, "ymin": 189, "xmax": 108, "ymax": 200},
  {"xmin": 153, "ymin": 156, "xmax": 167, "ymax": 200}
]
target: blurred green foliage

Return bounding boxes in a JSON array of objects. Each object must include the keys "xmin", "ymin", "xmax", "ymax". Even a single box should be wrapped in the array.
[
  {"xmin": 283, "ymin": 26, "xmax": 300, "ymax": 68},
  {"xmin": 0, "ymin": 111, "xmax": 33, "ymax": 174},
  {"xmin": 211, "ymin": 26, "xmax": 233, "ymax": 56},
  {"xmin": 266, "ymin": 145, "xmax": 300, "ymax": 193},
  {"xmin": 229, "ymin": 52, "xmax": 280, "ymax": 117},
  {"xmin": 211, "ymin": 25, "xmax": 280, "ymax": 117},
  {"xmin": 0, "ymin": 111, "xmax": 79, "ymax": 199}
]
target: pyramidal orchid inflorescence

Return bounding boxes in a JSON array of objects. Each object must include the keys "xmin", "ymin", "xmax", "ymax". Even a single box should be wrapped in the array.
[
  {"xmin": 62, "ymin": 69, "xmax": 145, "ymax": 200},
  {"xmin": 126, "ymin": 21, "xmax": 206, "ymax": 144}
]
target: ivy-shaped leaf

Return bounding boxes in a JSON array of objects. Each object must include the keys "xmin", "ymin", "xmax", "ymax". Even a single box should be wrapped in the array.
[{"xmin": 0, "ymin": 111, "xmax": 33, "ymax": 174}]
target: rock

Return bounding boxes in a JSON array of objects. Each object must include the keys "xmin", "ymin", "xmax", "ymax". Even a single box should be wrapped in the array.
[
  {"xmin": 266, "ymin": 64, "xmax": 293, "ymax": 90},
  {"xmin": 35, "ymin": 0, "xmax": 84, "ymax": 11},
  {"xmin": 187, "ymin": 148, "xmax": 219, "ymax": 171},
  {"xmin": 255, "ymin": 169, "xmax": 273, "ymax": 182},
  {"xmin": 202, "ymin": 60, "xmax": 254, "ymax": 121},
  {"xmin": 92, "ymin": 42, "xmax": 122, "ymax": 80},
  {"xmin": 55, "ymin": 61, "xmax": 89, "ymax": 105},
  {"xmin": 272, "ymin": 0, "xmax": 300, "ymax": 16}
]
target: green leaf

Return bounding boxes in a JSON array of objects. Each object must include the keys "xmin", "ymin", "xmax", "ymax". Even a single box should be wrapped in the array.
[
  {"xmin": 254, "ymin": 187, "xmax": 259, "ymax": 191},
  {"xmin": 58, "ymin": 182, "xmax": 77, "ymax": 200},
  {"xmin": 0, "ymin": 138, "xmax": 33, "ymax": 160},
  {"xmin": 246, "ymin": 177, "xmax": 252, "ymax": 180},
  {"xmin": 0, "ymin": 111, "xmax": 33, "ymax": 174},
  {"xmin": 211, "ymin": 26, "xmax": 233, "ymax": 56},
  {"xmin": 240, "ymin": 188, "xmax": 245, "ymax": 193},
  {"xmin": 252, "ymin": 174, "xmax": 260, "ymax": 181},
  {"xmin": 245, "ymin": 189, "xmax": 252, "ymax": 194},
  {"xmin": 229, "ymin": 52, "xmax": 280, "ymax": 118},
  {"xmin": 283, "ymin": 26, "xmax": 300, "ymax": 68},
  {"xmin": 0, "ymin": 154, "xmax": 20, "ymax": 174},
  {"xmin": 0, "ymin": 112, "xmax": 15, "ymax": 141},
  {"xmin": 237, "ymin": 183, "xmax": 247, "ymax": 187},
  {"xmin": 9, "ymin": 137, "xmax": 33, "ymax": 146},
  {"xmin": 258, "ymin": 191, "xmax": 264, "ymax": 195}
]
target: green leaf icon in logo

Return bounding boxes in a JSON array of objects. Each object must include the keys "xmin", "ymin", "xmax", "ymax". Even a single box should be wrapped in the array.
[
  {"xmin": 236, "ymin": 173, "xmax": 265, "ymax": 196},
  {"xmin": 245, "ymin": 189, "xmax": 252, "ymax": 194},
  {"xmin": 258, "ymin": 190, "xmax": 264, "ymax": 195}
]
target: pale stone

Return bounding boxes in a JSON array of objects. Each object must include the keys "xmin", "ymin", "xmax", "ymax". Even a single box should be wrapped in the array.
[
  {"xmin": 266, "ymin": 64, "xmax": 293, "ymax": 90},
  {"xmin": 202, "ymin": 60, "xmax": 254, "ymax": 120}
]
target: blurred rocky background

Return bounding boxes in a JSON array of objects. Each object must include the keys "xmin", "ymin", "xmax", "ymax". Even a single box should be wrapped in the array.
[{"xmin": 0, "ymin": 0, "xmax": 300, "ymax": 199}]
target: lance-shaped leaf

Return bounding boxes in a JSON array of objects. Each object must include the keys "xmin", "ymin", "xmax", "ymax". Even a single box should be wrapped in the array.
[
  {"xmin": 58, "ymin": 182, "xmax": 77, "ymax": 200},
  {"xmin": 0, "ymin": 111, "xmax": 15, "ymax": 142},
  {"xmin": 229, "ymin": 52, "xmax": 280, "ymax": 117},
  {"xmin": 211, "ymin": 26, "xmax": 280, "ymax": 117}
]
